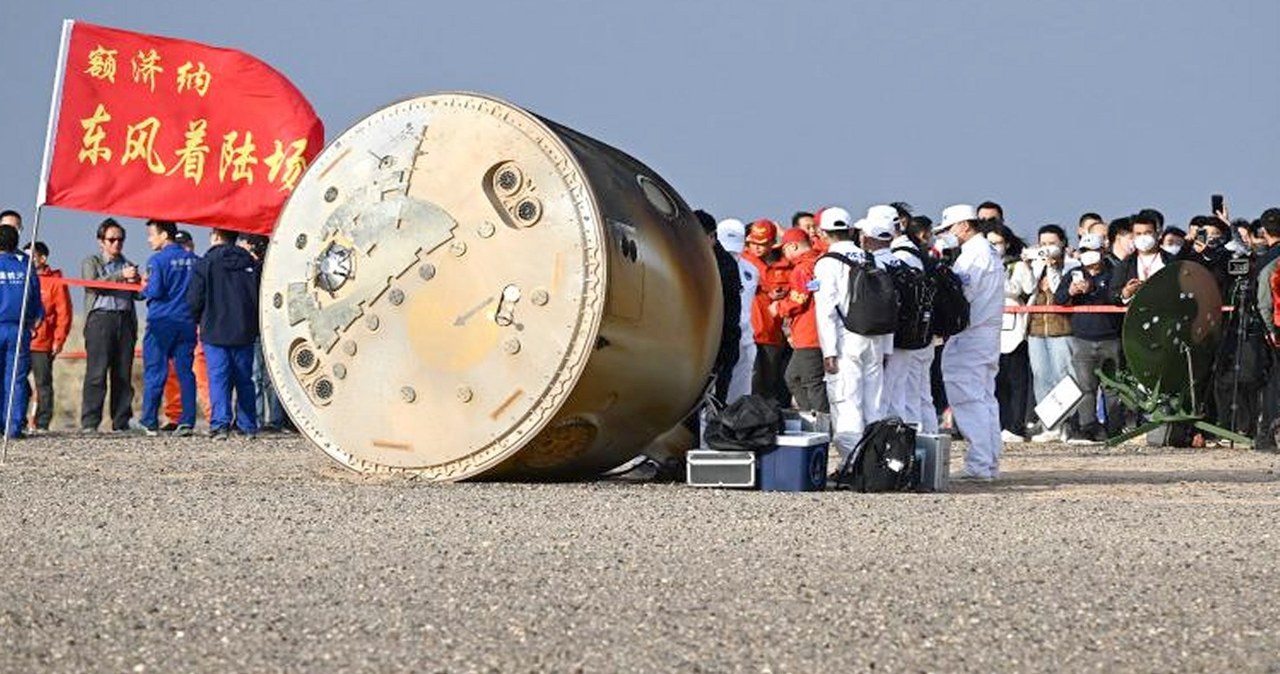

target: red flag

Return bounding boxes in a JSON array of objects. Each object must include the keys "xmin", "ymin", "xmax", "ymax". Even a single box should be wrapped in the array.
[{"xmin": 39, "ymin": 20, "xmax": 324, "ymax": 235}]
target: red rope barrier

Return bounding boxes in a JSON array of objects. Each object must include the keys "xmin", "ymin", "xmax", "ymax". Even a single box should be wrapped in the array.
[{"xmin": 39, "ymin": 276, "xmax": 140, "ymax": 292}]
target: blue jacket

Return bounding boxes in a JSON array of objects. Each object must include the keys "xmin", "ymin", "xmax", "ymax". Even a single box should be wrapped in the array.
[
  {"xmin": 1054, "ymin": 258, "xmax": 1122, "ymax": 341},
  {"xmin": 187, "ymin": 243, "xmax": 260, "ymax": 346},
  {"xmin": 142, "ymin": 243, "xmax": 198, "ymax": 324},
  {"xmin": 0, "ymin": 252, "xmax": 43, "ymax": 326}
]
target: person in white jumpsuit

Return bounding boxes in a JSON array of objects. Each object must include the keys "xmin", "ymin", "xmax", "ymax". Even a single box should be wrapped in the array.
[
  {"xmin": 883, "ymin": 233, "xmax": 938, "ymax": 434},
  {"xmin": 813, "ymin": 208, "xmax": 891, "ymax": 459},
  {"xmin": 935, "ymin": 204, "xmax": 1005, "ymax": 480},
  {"xmin": 715, "ymin": 218, "xmax": 758, "ymax": 403}
]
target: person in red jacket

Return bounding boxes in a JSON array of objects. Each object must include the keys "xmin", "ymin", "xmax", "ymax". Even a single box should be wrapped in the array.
[
  {"xmin": 741, "ymin": 219, "xmax": 793, "ymax": 407},
  {"xmin": 773, "ymin": 227, "xmax": 827, "ymax": 412},
  {"xmin": 26, "ymin": 242, "xmax": 72, "ymax": 433}
]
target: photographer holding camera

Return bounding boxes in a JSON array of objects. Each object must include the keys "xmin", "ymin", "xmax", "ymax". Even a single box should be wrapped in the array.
[{"xmin": 1019, "ymin": 224, "xmax": 1079, "ymax": 441}]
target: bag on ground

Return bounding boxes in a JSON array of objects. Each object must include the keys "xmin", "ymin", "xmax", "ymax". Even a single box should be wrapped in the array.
[
  {"xmin": 704, "ymin": 394, "xmax": 782, "ymax": 452},
  {"xmin": 833, "ymin": 417, "xmax": 918, "ymax": 492}
]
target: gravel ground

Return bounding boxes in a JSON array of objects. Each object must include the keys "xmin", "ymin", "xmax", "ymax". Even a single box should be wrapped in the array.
[{"xmin": 0, "ymin": 433, "xmax": 1278, "ymax": 673}]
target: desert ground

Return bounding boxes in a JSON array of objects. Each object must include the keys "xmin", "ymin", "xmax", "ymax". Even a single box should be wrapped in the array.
[{"xmin": 1, "ymin": 431, "xmax": 1277, "ymax": 673}]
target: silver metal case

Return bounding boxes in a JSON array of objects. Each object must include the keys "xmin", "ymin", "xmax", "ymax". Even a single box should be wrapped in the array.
[{"xmin": 686, "ymin": 450, "xmax": 757, "ymax": 488}]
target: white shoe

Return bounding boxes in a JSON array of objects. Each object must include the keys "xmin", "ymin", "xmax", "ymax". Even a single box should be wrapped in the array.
[
  {"xmin": 1001, "ymin": 430, "xmax": 1025, "ymax": 443},
  {"xmin": 1031, "ymin": 428, "xmax": 1062, "ymax": 443},
  {"xmin": 951, "ymin": 471, "xmax": 994, "ymax": 483}
]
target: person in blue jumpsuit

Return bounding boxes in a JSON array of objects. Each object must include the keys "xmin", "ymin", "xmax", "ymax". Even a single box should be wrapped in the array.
[
  {"xmin": 139, "ymin": 220, "xmax": 199, "ymax": 435},
  {"xmin": 0, "ymin": 226, "xmax": 43, "ymax": 439},
  {"xmin": 187, "ymin": 228, "xmax": 260, "ymax": 439}
]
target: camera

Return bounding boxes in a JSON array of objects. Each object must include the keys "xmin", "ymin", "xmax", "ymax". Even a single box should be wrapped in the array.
[{"xmin": 1228, "ymin": 257, "xmax": 1250, "ymax": 276}]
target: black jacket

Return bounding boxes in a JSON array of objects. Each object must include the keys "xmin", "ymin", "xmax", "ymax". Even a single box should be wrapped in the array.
[
  {"xmin": 1055, "ymin": 259, "xmax": 1122, "ymax": 341},
  {"xmin": 713, "ymin": 242, "xmax": 742, "ymax": 378},
  {"xmin": 187, "ymin": 243, "xmax": 261, "ymax": 346},
  {"xmin": 1109, "ymin": 250, "xmax": 1175, "ymax": 304}
]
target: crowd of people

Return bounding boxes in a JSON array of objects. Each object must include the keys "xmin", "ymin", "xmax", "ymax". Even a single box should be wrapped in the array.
[
  {"xmin": 0, "ymin": 209, "xmax": 291, "ymax": 440},
  {"xmin": 2, "ymin": 198, "xmax": 1279, "ymax": 477},
  {"xmin": 700, "ymin": 200, "xmax": 1280, "ymax": 481}
]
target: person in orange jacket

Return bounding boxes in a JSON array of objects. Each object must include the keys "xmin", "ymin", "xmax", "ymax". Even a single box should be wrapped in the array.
[
  {"xmin": 772, "ymin": 228, "xmax": 827, "ymax": 412},
  {"xmin": 741, "ymin": 219, "xmax": 793, "ymax": 407},
  {"xmin": 26, "ymin": 242, "xmax": 72, "ymax": 433},
  {"xmin": 794, "ymin": 210, "xmax": 828, "ymax": 255}
]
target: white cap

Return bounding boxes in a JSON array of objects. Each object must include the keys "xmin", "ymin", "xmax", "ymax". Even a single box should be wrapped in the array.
[
  {"xmin": 1078, "ymin": 233, "xmax": 1105, "ymax": 251},
  {"xmin": 716, "ymin": 218, "xmax": 746, "ymax": 254},
  {"xmin": 866, "ymin": 205, "xmax": 899, "ymax": 227},
  {"xmin": 818, "ymin": 207, "xmax": 852, "ymax": 231},
  {"xmin": 858, "ymin": 217, "xmax": 894, "ymax": 241},
  {"xmin": 936, "ymin": 204, "xmax": 977, "ymax": 232}
]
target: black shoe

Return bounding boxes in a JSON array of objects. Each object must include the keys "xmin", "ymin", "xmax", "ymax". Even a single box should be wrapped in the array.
[
  {"xmin": 160, "ymin": 422, "xmax": 178, "ymax": 432},
  {"xmin": 208, "ymin": 428, "xmax": 230, "ymax": 441}
]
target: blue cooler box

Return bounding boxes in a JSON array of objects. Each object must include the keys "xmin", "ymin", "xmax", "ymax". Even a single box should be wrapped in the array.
[{"xmin": 759, "ymin": 432, "xmax": 831, "ymax": 491}]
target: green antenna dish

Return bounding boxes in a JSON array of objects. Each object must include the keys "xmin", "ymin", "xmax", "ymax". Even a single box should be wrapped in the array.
[{"xmin": 1099, "ymin": 261, "xmax": 1250, "ymax": 447}]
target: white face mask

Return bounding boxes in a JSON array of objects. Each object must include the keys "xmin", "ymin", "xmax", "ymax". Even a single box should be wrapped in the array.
[
  {"xmin": 1041, "ymin": 244, "xmax": 1063, "ymax": 259},
  {"xmin": 1079, "ymin": 250, "xmax": 1102, "ymax": 267},
  {"xmin": 937, "ymin": 233, "xmax": 959, "ymax": 250},
  {"xmin": 1161, "ymin": 244, "xmax": 1182, "ymax": 256},
  {"xmin": 1134, "ymin": 233, "xmax": 1157, "ymax": 253}
]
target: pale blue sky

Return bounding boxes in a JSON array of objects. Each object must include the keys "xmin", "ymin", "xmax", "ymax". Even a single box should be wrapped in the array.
[{"xmin": 2, "ymin": 0, "xmax": 1277, "ymax": 281}]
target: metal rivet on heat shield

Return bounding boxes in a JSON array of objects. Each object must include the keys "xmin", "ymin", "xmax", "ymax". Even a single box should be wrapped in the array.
[
  {"xmin": 332, "ymin": 364, "xmax": 347, "ymax": 380},
  {"xmin": 295, "ymin": 234, "xmax": 308, "ymax": 249},
  {"xmin": 503, "ymin": 338, "xmax": 521, "ymax": 355},
  {"xmin": 450, "ymin": 241, "xmax": 467, "ymax": 257},
  {"xmin": 342, "ymin": 341, "xmax": 357, "ymax": 356},
  {"xmin": 401, "ymin": 386, "xmax": 416, "ymax": 403},
  {"xmin": 419, "ymin": 264, "xmax": 436, "ymax": 281},
  {"xmin": 477, "ymin": 221, "xmax": 496, "ymax": 238},
  {"xmin": 324, "ymin": 187, "xmax": 338, "ymax": 203},
  {"xmin": 530, "ymin": 289, "xmax": 549, "ymax": 306},
  {"xmin": 388, "ymin": 288, "xmax": 405, "ymax": 306},
  {"xmin": 272, "ymin": 293, "xmax": 283, "ymax": 309},
  {"xmin": 456, "ymin": 386, "xmax": 473, "ymax": 403},
  {"xmin": 365, "ymin": 314, "xmax": 380, "ymax": 331}
]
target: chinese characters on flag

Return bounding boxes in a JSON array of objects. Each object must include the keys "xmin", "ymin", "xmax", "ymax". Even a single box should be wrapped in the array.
[{"xmin": 42, "ymin": 21, "xmax": 324, "ymax": 235}]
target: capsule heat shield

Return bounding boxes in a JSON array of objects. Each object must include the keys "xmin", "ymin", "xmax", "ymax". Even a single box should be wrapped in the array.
[{"xmin": 261, "ymin": 93, "xmax": 721, "ymax": 480}]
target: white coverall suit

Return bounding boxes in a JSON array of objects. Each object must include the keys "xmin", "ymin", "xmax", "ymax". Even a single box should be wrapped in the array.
[
  {"xmin": 728, "ymin": 256, "xmax": 759, "ymax": 403},
  {"xmin": 942, "ymin": 234, "xmax": 1006, "ymax": 478},
  {"xmin": 882, "ymin": 238, "xmax": 938, "ymax": 434},
  {"xmin": 814, "ymin": 241, "xmax": 892, "ymax": 458}
]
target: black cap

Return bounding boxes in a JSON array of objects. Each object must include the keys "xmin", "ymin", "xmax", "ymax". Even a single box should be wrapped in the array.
[{"xmin": 174, "ymin": 230, "xmax": 193, "ymax": 245}]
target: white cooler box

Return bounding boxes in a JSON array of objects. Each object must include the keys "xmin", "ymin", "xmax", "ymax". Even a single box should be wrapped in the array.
[
  {"xmin": 914, "ymin": 433, "xmax": 950, "ymax": 492},
  {"xmin": 686, "ymin": 449, "xmax": 757, "ymax": 488}
]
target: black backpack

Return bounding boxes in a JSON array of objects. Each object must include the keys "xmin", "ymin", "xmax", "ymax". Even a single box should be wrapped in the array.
[
  {"xmin": 833, "ymin": 418, "xmax": 918, "ymax": 492},
  {"xmin": 822, "ymin": 252, "xmax": 899, "ymax": 336},
  {"xmin": 703, "ymin": 394, "xmax": 782, "ymax": 452},
  {"xmin": 888, "ymin": 263, "xmax": 936, "ymax": 350},
  {"xmin": 930, "ymin": 264, "xmax": 970, "ymax": 338}
]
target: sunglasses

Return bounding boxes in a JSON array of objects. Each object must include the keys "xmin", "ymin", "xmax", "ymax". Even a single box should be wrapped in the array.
[{"xmin": 103, "ymin": 237, "xmax": 125, "ymax": 243}]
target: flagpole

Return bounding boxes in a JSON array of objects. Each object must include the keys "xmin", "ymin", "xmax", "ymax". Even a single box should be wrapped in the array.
[
  {"xmin": 4, "ymin": 20, "xmax": 72, "ymax": 464},
  {"xmin": 35, "ymin": 19, "xmax": 74, "ymax": 207},
  {"xmin": 1, "ymin": 206, "xmax": 46, "ymax": 464}
]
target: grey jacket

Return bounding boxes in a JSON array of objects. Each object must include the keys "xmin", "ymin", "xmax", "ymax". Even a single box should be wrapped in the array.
[{"xmin": 80, "ymin": 253, "xmax": 140, "ymax": 313}]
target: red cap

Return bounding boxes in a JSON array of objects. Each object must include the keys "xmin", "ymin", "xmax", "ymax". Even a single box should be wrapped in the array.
[
  {"xmin": 780, "ymin": 228, "xmax": 811, "ymax": 247},
  {"xmin": 745, "ymin": 219, "xmax": 778, "ymax": 245}
]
